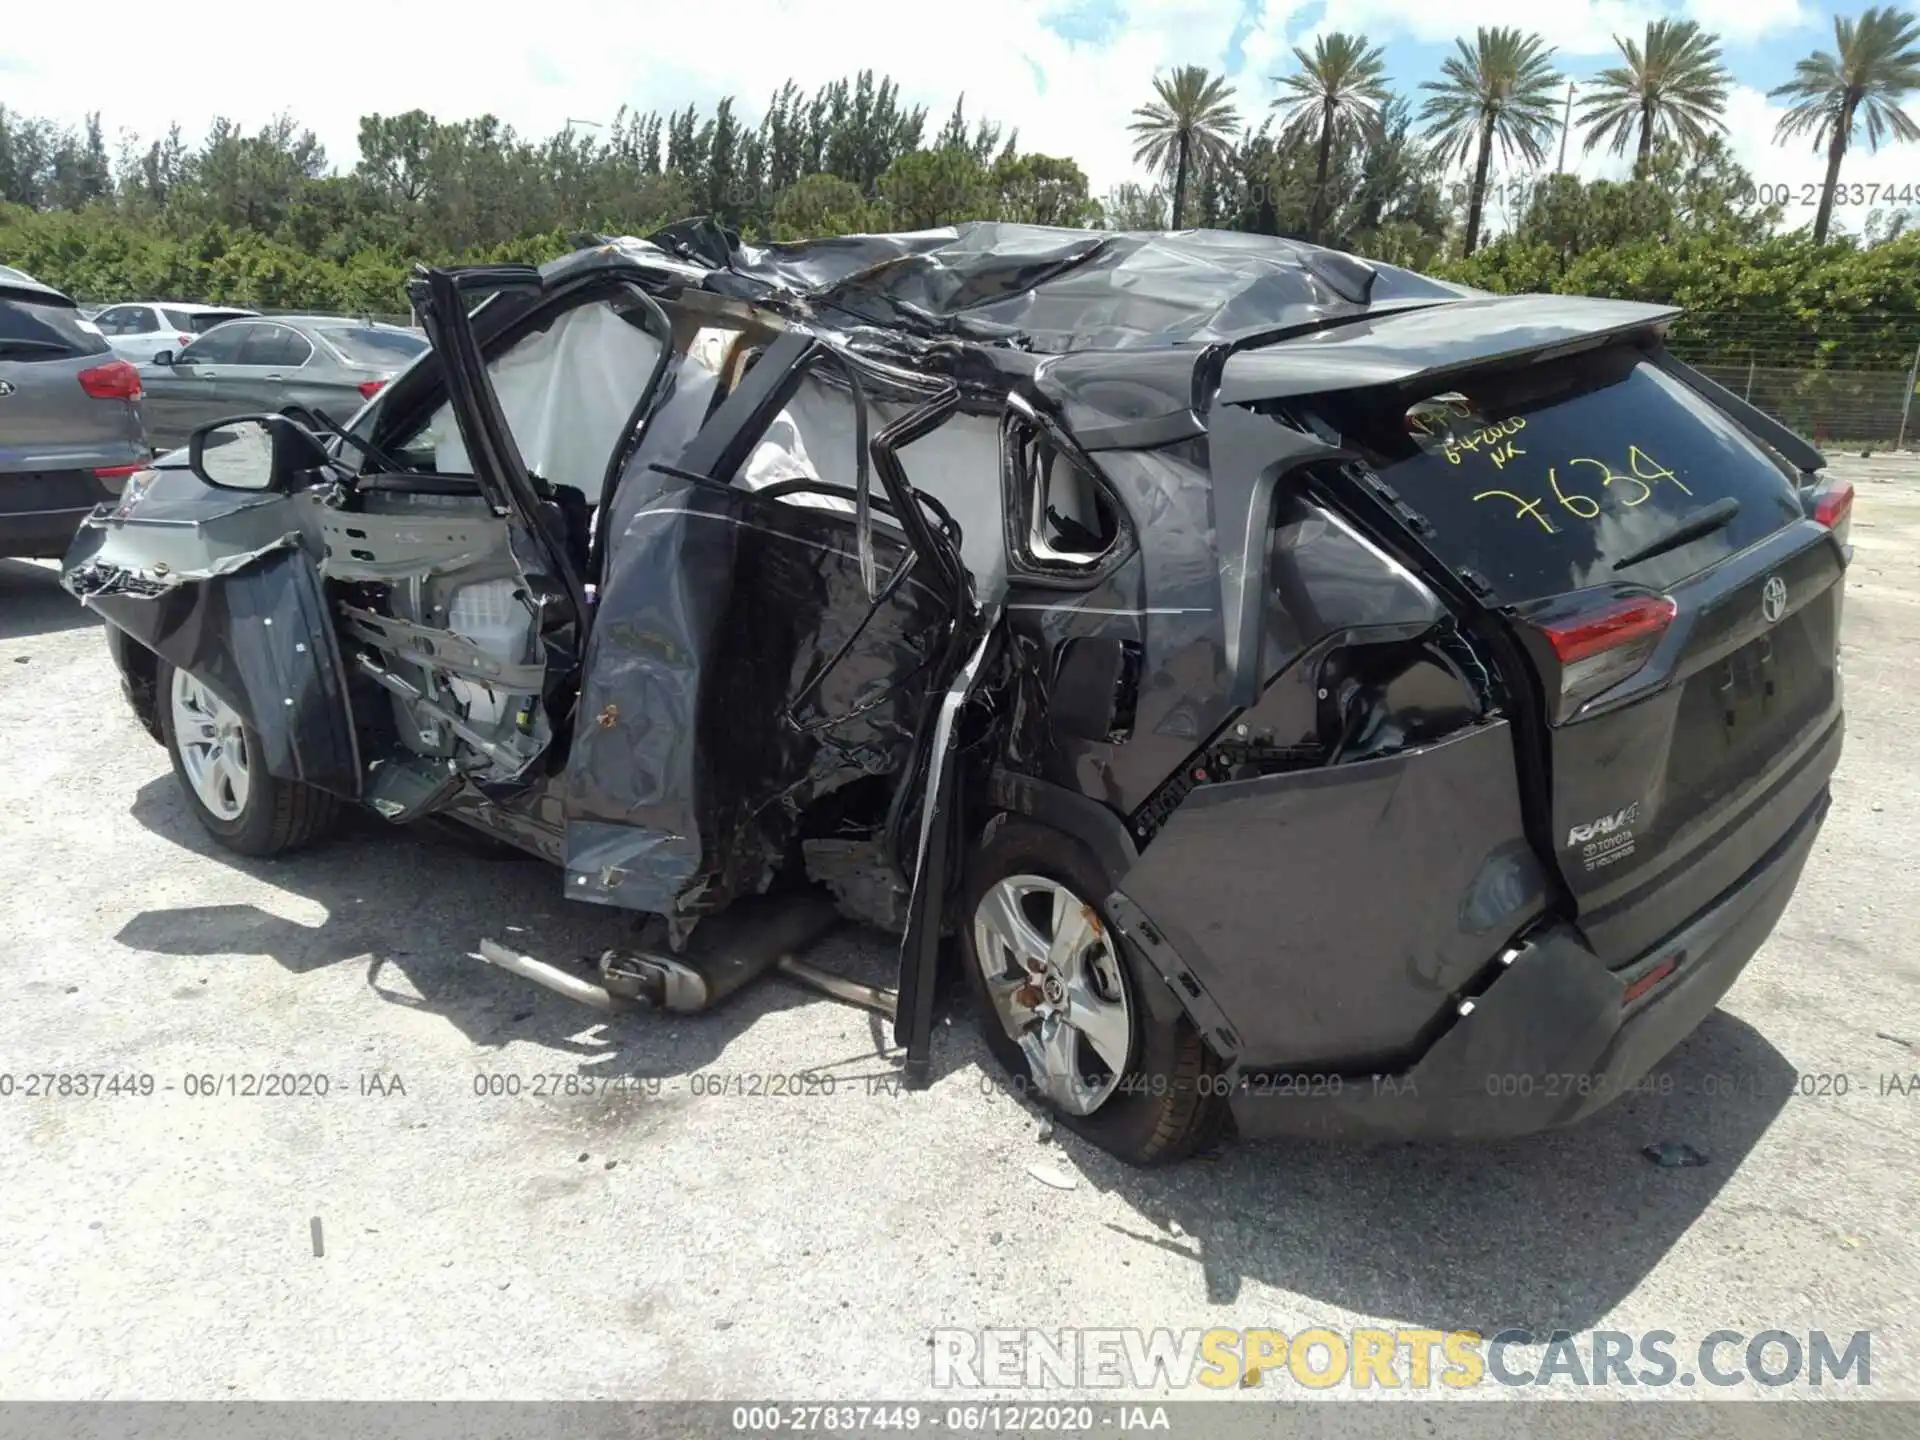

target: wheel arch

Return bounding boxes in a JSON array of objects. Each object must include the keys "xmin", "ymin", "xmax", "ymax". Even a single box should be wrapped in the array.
[
  {"xmin": 969, "ymin": 789, "xmax": 1199, "ymax": 1039},
  {"xmin": 90, "ymin": 549, "xmax": 362, "ymax": 799},
  {"xmin": 106, "ymin": 626, "xmax": 164, "ymax": 745}
]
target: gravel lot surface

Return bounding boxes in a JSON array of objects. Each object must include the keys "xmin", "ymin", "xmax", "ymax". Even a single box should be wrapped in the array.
[{"xmin": 1, "ymin": 456, "xmax": 1915, "ymax": 1410}]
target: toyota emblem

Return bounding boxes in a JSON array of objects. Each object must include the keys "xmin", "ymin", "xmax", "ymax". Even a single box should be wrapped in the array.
[
  {"xmin": 0, "ymin": 380, "xmax": 15, "ymax": 397},
  {"xmin": 1762, "ymin": 575, "xmax": 1788, "ymax": 624}
]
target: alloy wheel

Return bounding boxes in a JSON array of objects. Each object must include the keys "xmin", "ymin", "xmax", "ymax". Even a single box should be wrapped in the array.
[
  {"xmin": 170, "ymin": 669, "xmax": 251, "ymax": 821},
  {"xmin": 971, "ymin": 874, "xmax": 1133, "ymax": 1115}
]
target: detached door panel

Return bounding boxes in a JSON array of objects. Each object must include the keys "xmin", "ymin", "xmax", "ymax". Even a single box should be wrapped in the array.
[{"xmin": 563, "ymin": 335, "xmax": 960, "ymax": 920}]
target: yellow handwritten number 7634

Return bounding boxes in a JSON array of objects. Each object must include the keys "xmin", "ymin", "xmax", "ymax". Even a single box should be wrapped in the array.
[{"xmin": 1473, "ymin": 446, "xmax": 1692, "ymax": 534}]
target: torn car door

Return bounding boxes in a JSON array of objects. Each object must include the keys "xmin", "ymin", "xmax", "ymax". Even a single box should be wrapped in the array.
[
  {"xmin": 564, "ymin": 330, "xmax": 981, "ymax": 937},
  {"xmin": 328, "ymin": 265, "xmax": 672, "ymax": 820}
]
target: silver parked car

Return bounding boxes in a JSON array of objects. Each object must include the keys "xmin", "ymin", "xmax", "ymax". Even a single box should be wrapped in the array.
[
  {"xmin": 139, "ymin": 315, "xmax": 429, "ymax": 449},
  {"xmin": 0, "ymin": 273, "xmax": 149, "ymax": 559},
  {"xmin": 92, "ymin": 301, "xmax": 260, "ymax": 363}
]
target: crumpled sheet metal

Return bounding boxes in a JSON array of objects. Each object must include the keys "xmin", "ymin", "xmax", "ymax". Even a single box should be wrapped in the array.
[
  {"xmin": 564, "ymin": 460, "xmax": 949, "ymax": 920},
  {"xmin": 642, "ymin": 219, "xmax": 1479, "ymax": 354},
  {"xmin": 60, "ymin": 479, "xmax": 308, "ymax": 599},
  {"xmin": 62, "ymin": 516, "xmax": 307, "ymax": 613},
  {"xmin": 66, "ymin": 531, "xmax": 302, "ymax": 597}
]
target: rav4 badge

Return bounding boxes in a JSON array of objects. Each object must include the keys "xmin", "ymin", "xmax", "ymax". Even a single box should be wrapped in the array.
[{"xmin": 1568, "ymin": 802, "xmax": 1641, "ymax": 870}]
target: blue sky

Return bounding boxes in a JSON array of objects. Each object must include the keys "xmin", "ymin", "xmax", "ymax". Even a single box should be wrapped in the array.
[
  {"xmin": 7, "ymin": 0, "xmax": 1915, "ymax": 233},
  {"xmin": 1044, "ymin": 0, "xmax": 1844, "ymax": 85}
]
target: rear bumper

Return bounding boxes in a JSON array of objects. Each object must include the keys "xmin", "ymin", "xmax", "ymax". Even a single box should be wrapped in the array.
[
  {"xmin": 0, "ymin": 506, "xmax": 98, "ymax": 559},
  {"xmin": 0, "ymin": 470, "xmax": 122, "ymax": 559},
  {"xmin": 1221, "ymin": 781, "xmax": 1832, "ymax": 1142}
]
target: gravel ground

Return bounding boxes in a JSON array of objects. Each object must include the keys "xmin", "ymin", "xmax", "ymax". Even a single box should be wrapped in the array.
[{"xmin": 0, "ymin": 455, "xmax": 1915, "ymax": 1408}]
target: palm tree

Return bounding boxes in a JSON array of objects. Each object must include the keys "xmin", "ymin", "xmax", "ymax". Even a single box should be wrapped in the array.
[
  {"xmin": 1419, "ymin": 26, "xmax": 1563, "ymax": 255},
  {"xmin": 1128, "ymin": 66, "xmax": 1242, "ymax": 229},
  {"xmin": 1771, "ymin": 5, "xmax": 1920, "ymax": 243},
  {"xmin": 1579, "ymin": 18, "xmax": 1732, "ymax": 174},
  {"xmin": 1271, "ymin": 32, "xmax": 1393, "ymax": 241}
]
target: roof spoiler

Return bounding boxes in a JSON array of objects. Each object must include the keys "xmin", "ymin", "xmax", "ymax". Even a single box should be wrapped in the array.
[{"xmin": 1215, "ymin": 296, "xmax": 1682, "ymax": 405}]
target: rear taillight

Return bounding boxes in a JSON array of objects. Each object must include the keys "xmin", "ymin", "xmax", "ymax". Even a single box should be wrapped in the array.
[
  {"xmin": 77, "ymin": 359, "xmax": 142, "ymax": 401},
  {"xmin": 1535, "ymin": 594, "xmax": 1677, "ymax": 718},
  {"xmin": 1810, "ymin": 477, "xmax": 1853, "ymax": 548},
  {"xmin": 177, "ymin": 333, "xmax": 193, "ymax": 347},
  {"xmin": 357, "ymin": 378, "xmax": 387, "ymax": 399}
]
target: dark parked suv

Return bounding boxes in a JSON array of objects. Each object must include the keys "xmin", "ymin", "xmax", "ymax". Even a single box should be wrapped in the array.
[
  {"xmin": 0, "ymin": 274, "xmax": 149, "ymax": 558},
  {"xmin": 61, "ymin": 223, "xmax": 1849, "ymax": 1165}
]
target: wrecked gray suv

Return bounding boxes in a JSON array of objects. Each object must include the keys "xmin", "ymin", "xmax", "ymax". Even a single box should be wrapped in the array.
[{"xmin": 63, "ymin": 221, "xmax": 1850, "ymax": 1165}]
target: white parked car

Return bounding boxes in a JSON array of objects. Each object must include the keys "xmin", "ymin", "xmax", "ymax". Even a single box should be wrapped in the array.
[{"xmin": 91, "ymin": 302, "xmax": 261, "ymax": 363}]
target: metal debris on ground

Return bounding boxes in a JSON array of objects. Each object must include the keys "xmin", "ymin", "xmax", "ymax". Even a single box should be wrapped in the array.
[{"xmin": 1026, "ymin": 1162, "xmax": 1078, "ymax": 1191}]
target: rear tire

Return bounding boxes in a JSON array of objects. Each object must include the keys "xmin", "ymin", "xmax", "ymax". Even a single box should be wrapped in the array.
[
  {"xmin": 158, "ymin": 659, "xmax": 341, "ymax": 857},
  {"xmin": 961, "ymin": 816, "xmax": 1225, "ymax": 1166}
]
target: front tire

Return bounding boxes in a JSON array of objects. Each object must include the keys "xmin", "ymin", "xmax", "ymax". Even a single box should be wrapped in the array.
[
  {"xmin": 158, "ymin": 660, "xmax": 341, "ymax": 857},
  {"xmin": 961, "ymin": 816, "xmax": 1225, "ymax": 1166}
]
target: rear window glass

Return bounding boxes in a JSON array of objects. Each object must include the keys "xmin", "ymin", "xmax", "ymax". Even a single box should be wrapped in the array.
[
  {"xmin": 164, "ymin": 308, "xmax": 252, "ymax": 332},
  {"xmin": 0, "ymin": 294, "xmax": 111, "ymax": 361},
  {"xmin": 1314, "ymin": 349, "xmax": 1806, "ymax": 601},
  {"xmin": 319, "ymin": 327, "xmax": 428, "ymax": 366}
]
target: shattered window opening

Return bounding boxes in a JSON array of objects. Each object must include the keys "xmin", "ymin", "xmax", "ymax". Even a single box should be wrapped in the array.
[{"xmin": 1002, "ymin": 412, "xmax": 1126, "ymax": 578}]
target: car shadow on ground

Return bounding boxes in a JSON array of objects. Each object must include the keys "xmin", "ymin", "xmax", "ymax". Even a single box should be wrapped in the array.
[
  {"xmin": 1056, "ymin": 1007, "xmax": 1795, "ymax": 1333},
  {"xmin": 0, "ymin": 557, "xmax": 98, "ymax": 640},
  {"xmin": 117, "ymin": 773, "xmax": 914, "ymax": 1079},
  {"xmin": 118, "ymin": 773, "xmax": 1786, "ymax": 1333}
]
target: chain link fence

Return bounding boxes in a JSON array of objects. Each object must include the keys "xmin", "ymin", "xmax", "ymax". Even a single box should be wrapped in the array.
[
  {"xmin": 1666, "ymin": 312, "xmax": 1920, "ymax": 452},
  {"xmin": 1687, "ymin": 363, "xmax": 1919, "ymax": 452}
]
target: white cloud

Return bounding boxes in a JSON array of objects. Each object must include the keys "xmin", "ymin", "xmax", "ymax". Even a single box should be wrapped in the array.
[
  {"xmin": 1316, "ymin": 0, "xmax": 1659, "ymax": 57},
  {"xmin": 1683, "ymin": 0, "xmax": 1814, "ymax": 45},
  {"xmin": 1720, "ymin": 82, "xmax": 1920, "ymax": 232}
]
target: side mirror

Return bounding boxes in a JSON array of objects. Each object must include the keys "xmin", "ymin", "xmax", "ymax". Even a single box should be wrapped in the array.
[
  {"xmin": 150, "ymin": 350, "xmax": 174, "ymax": 367},
  {"xmin": 188, "ymin": 414, "xmax": 333, "ymax": 493}
]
